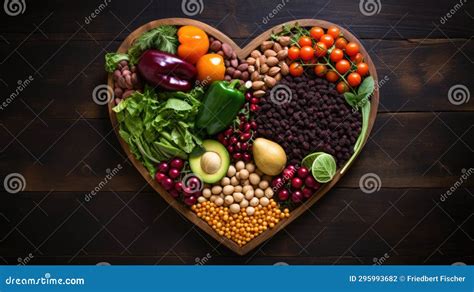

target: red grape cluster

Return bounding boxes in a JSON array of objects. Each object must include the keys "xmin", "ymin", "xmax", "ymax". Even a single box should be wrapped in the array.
[
  {"xmin": 272, "ymin": 165, "xmax": 321, "ymax": 204},
  {"xmin": 155, "ymin": 158, "xmax": 202, "ymax": 206},
  {"xmin": 218, "ymin": 114, "xmax": 257, "ymax": 162},
  {"xmin": 246, "ymin": 91, "xmax": 261, "ymax": 112}
]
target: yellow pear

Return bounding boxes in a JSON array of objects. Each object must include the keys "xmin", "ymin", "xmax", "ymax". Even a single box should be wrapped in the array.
[{"xmin": 252, "ymin": 138, "xmax": 287, "ymax": 175}]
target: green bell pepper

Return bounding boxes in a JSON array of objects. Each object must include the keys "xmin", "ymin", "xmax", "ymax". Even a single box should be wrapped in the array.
[{"xmin": 195, "ymin": 80, "xmax": 245, "ymax": 135}]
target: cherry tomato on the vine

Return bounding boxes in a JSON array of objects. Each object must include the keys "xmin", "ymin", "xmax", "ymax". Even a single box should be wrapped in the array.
[
  {"xmin": 351, "ymin": 52, "xmax": 364, "ymax": 64},
  {"xmin": 289, "ymin": 62, "xmax": 304, "ymax": 77},
  {"xmin": 335, "ymin": 59, "xmax": 351, "ymax": 74},
  {"xmin": 345, "ymin": 42, "xmax": 360, "ymax": 56},
  {"xmin": 310, "ymin": 26, "xmax": 324, "ymax": 41},
  {"xmin": 330, "ymin": 49, "xmax": 344, "ymax": 62},
  {"xmin": 327, "ymin": 26, "xmax": 341, "ymax": 39},
  {"xmin": 335, "ymin": 37, "xmax": 347, "ymax": 49},
  {"xmin": 314, "ymin": 64, "xmax": 327, "ymax": 77},
  {"xmin": 288, "ymin": 46, "xmax": 300, "ymax": 60},
  {"xmin": 347, "ymin": 72, "xmax": 362, "ymax": 87},
  {"xmin": 326, "ymin": 70, "xmax": 339, "ymax": 83},
  {"xmin": 314, "ymin": 42, "xmax": 327, "ymax": 57},
  {"xmin": 356, "ymin": 62, "xmax": 369, "ymax": 76},
  {"xmin": 300, "ymin": 46, "xmax": 314, "ymax": 61},
  {"xmin": 298, "ymin": 36, "xmax": 313, "ymax": 47},
  {"xmin": 336, "ymin": 81, "xmax": 349, "ymax": 94},
  {"xmin": 320, "ymin": 34, "xmax": 334, "ymax": 48}
]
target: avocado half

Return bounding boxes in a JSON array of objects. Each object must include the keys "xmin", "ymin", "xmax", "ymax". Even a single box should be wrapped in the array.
[{"xmin": 189, "ymin": 140, "xmax": 230, "ymax": 184}]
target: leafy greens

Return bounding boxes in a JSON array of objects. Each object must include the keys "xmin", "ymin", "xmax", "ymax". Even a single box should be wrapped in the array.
[
  {"xmin": 128, "ymin": 25, "xmax": 179, "ymax": 64},
  {"xmin": 113, "ymin": 86, "xmax": 204, "ymax": 176},
  {"xmin": 104, "ymin": 53, "xmax": 129, "ymax": 72},
  {"xmin": 341, "ymin": 76, "xmax": 375, "ymax": 174}
]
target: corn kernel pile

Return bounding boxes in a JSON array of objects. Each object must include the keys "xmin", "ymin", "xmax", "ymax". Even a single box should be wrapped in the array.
[{"xmin": 192, "ymin": 200, "xmax": 290, "ymax": 246}]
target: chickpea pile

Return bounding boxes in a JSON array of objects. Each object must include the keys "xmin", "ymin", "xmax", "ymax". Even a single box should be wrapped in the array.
[
  {"xmin": 197, "ymin": 161, "xmax": 275, "ymax": 216},
  {"xmin": 192, "ymin": 200, "xmax": 290, "ymax": 246}
]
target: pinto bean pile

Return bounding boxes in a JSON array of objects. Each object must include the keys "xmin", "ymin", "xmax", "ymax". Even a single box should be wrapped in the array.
[{"xmin": 255, "ymin": 74, "xmax": 362, "ymax": 166}]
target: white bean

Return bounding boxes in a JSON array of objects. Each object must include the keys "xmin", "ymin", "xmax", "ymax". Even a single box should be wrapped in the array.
[{"xmin": 229, "ymin": 203, "xmax": 240, "ymax": 214}]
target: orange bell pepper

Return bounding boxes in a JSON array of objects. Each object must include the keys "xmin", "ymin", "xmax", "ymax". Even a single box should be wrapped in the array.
[
  {"xmin": 177, "ymin": 25, "xmax": 209, "ymax": 64},
  {"xmin": 196, "ymin": 54, "xmax": 225, "ymax": 82}
]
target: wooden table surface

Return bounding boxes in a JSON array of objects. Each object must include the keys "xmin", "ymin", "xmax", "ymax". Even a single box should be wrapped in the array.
[{"xmin": 0, "ymin": 0, "xmax": 473, "ymax": 265}]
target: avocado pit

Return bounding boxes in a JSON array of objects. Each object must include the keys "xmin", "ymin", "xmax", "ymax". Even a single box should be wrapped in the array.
[{"xmin": 201, "ymin": 151, "xmax": 222, "ymax": 174}]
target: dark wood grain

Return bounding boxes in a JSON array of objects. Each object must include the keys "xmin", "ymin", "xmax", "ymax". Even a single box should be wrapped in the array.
[
  {"xmin": 1, "ymin": 113, "xmax": 472, "ymax": 192},
  {"xmin": 0, "ymin": 0, "xmax": 472, "ymax": 38},
  {"xmin": 1, "ymin": 188, "xmax": 472, "ymax": 264},
  {"xmin": 0, "ymin": 39, "xmax": 472, "ymax": 121}
]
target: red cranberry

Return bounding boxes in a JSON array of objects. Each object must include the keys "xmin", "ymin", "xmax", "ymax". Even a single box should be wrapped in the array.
[
  {"xmin": 174, "ymin": 181, "xmax": 183, "ymax": 192},
  {"xmin": 223, "ymin": 137, "xmax": 230, "ymax": 146},
  {"xmin": 286, "ymin": 165, "xmax": 296, "ymax": 172},
  {"xmin": 250, "ymin": 121, "xmax": 257, "ymax": 130},
  {"xmin": 243, "ymin": 153, "xmax": 251, "ymax": 162},
  {"xmin": 245, "ymin": 92, "xmax": 252, "ymax": 101},
  {"xmin": 291, "ymin": 191, "xmax": 303, "ymax": 203},
  {"xmin": 184, "ymin": 196, "xmax": 197, "ymax": 206},
  {"xmin": 278, "ymin": 189, "xmax": 290, "ymax": 201},
  {"xmin": 297, "ymin": 166, "xmax": 310, "ymax": 178},
  {"xmin": 283, "ymin": 168, "xmax": 295, "ymax": 179},
  {"xmin": 250, "ymin": 104, "xmax": 259, "ymax": 112},
  {"xmin": 302, "ymin": 188, "xmax": 313, "ymax": 198},
  {"xmin": 305, "ymin": 176, "xmax": 320, "ymax": 189},
  {"xmin": 161, "ymin": 178, "xmax": 174, "ymax": 190},
  {"xmin": 229, "ymin": 136, "xmax": 238, "ymax": 145},
  {"xmin": 272, "ymin": 177, "xmax": 283, "ymax": 188},
  {"xmin": 168, "ymin": 168, "xmax": 180, "ymax": 179},
  {"xmin": 169, "ymin": 189, "xmax": 180, "ymax": 198},
  {"xmin": 291, "ymin": 177, "xmax": 303, "ymax": 189},
  {"xmin": 241, "ymin": 142, "xmax": 248, "ymax": 151},
  {"xmin": 250, "ymin": 97, "xmax": 259, "ymax": 104},
  {"xmin": 224, "ymin": 128, "xmax": 233, "ymax": 136},
  {"xmin": 240, "ymin": 133, "xmax": 251, "ymax": 141},
  {"xmin": 227, "ymin": 145, "xmax": 234, "ymax": 153},
  {"xmin": 233, "ymin": 152, "xmax": 242, "ymax": 160},
  {"xmin": 155, "ymin": 172, "xmax": 166, "ymax": 183},
  {"xmin": 157, "ymin": 162, "xmax": 169, "ymax": 173}
]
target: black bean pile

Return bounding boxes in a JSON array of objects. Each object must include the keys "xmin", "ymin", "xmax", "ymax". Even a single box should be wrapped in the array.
[{"xmin": 256, "ymin": 74, "xmax": 362, "ymax": 166}]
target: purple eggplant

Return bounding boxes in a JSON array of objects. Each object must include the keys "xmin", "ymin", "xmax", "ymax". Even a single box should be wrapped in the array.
[{"xmin": 137, "ymin": 49, "xmax": 197, "ymax": 91}]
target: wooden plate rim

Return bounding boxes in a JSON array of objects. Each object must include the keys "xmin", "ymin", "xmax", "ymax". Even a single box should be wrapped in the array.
[{"xmin": 107, "ymin": 18, "xmax": 379, "ymax": 255}]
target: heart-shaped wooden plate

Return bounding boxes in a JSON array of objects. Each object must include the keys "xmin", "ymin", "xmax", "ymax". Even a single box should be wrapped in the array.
[{"xmin": 107, "ymin": 18, "xmax": 379, "ymax": 255}]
